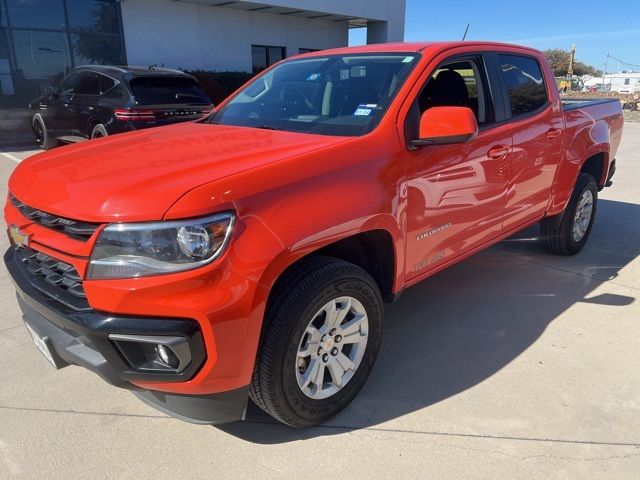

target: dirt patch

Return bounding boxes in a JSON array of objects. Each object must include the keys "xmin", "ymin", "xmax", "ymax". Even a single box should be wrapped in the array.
[{"xmin": 624, "ymin": 110, "xmax": 640, "ymax": 123}]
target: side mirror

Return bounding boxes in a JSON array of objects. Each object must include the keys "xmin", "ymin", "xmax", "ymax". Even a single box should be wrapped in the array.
[
  {"xmin": 412, "ymin": 106, "xmax": 478, "ymax": 147},
  {"xmin": 41, "ymin": 83, "xmax": 56, "ymax": 97}
]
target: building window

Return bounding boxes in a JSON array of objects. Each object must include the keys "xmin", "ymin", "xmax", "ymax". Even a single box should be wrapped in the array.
[
  {"xmin": 0, "ymin": 0, "xmax": 125, "ymax": 108},
  {"xmin": 5, "ymin": 0, "xmax": 66, "ymax": 30},
  {"xmin": 299, "ymin": 48, "xmax": 319, "ymax": 54},
  {"xmin": 624, "ymin": 78, "xmax": 631, "ymax": 85},
  {"xmin": 252, "ymin": 44, "xmax": 285, "ymax": 74},
  {"xmin": 66, "ymin": 0, "xmax": 120, "ymax": 34},
  {"xmin": 72, "ymin": 33, "xmax": 125, "ymax": 66},
  {"xmin": 12, "ymin": 30, "xmax": 71, "ymax": 80}
]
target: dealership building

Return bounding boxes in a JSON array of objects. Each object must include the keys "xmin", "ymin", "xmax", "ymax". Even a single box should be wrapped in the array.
[{"xmin": 0, "ymin": 0, "xmax": 406, "ymax": 111}]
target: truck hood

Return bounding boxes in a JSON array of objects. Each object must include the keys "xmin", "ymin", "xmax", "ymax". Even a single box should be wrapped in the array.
[{"xmin": 9, "ymin": 123, "xmax": 349, "ymax": 222}]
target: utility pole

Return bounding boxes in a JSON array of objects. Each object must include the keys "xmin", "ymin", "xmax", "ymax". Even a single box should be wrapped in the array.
[
  {"xmin": 603, "ymin": 52, "xmax": 609, "ymax": 92},
  {"xmin": 565, "ymin": 44, "xmax": 576, "ymax": 92}
]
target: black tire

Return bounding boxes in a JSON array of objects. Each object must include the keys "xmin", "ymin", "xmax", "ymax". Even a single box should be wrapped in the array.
[
  {"xmin": 541, "ymin": 173, "xmax": 598, "ymax": 255},
  {"xmin": 32, "ymin": 114, "xmax": 59, "ymax": 150},
  {"xmin": 250, "ymin": 256, "xmax": 383, "ymax": 427},
  {"xmin": 90, "ymin": 123, "xmax": 108, "ymax": 139}
]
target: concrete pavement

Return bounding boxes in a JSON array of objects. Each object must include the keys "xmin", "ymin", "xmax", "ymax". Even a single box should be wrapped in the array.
[{"xmin": 0, "ymin": 125, "xmax": 639, "ymax": 479}]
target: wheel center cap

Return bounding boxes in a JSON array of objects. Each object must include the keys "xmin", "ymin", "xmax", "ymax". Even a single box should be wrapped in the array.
[{"xmin": 322, "ymin": 338, "xmax": 334, "ymax": 351}]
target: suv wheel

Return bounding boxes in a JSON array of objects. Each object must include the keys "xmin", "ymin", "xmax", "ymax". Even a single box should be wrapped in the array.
[
  {"xmin": 250, "ymin": 256, "xmax": 383, "ymax": 427},
  {"xmin": 541, "ymin": 173, "xmax": 598, "ymax": 255},
  {"xmin": 32, "ymin": 114, "xmax": 59, "ymax": 150},
  {"xmin": 90, "ymin": 124, "xmax": 108, "ymax": 139}
]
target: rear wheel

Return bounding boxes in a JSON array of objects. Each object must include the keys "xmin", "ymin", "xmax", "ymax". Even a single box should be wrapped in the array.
[
  {"xmin": 32, "ymin": 114, "xmax": 59, "ymax": 150},
  {"xmin": 541, "ymin": 173, "xmax": 598, "ymax": 255},
  {"xmin": 90, "ymin": 123, "xmax": 108, "ymax": 139},
  {"xmin": 250, "ymin": 256, "xmax": 383, "ymax": 427}
]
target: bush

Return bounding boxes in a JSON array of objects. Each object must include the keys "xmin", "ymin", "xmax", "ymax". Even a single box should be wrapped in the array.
[{"xmin": 184, "ymin": 70, "xmax": 254, "ymax": 105}]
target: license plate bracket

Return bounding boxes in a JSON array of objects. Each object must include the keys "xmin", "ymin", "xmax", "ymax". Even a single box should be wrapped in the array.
[{"xmin": 24, "ymin": 322, "xmax": 62, "ymax": 369}]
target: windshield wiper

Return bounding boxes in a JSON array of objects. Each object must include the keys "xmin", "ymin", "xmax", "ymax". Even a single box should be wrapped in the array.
[{"xmin": 255, "ymin": 124, "xmax": 282, "ymax": 131}]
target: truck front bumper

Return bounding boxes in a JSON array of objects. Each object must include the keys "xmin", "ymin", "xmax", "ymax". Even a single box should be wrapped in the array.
[{"xmin": 4, "ymin": 247, "xmax": 249, "ymax": 424}]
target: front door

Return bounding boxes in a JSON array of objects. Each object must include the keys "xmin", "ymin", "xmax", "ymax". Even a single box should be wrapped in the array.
[
  {"xmin": 48, "ymin": 72, "xmax": 80, "ymax": 136},
  {"xmin": 404, "ymin": 55, "xmax": 510, "ymax": 280}
]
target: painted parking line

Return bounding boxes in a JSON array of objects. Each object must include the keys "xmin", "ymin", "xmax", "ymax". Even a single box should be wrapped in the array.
[{"xmin": 0, "ymin": 152, "xmax": 23, "ymax": 163}]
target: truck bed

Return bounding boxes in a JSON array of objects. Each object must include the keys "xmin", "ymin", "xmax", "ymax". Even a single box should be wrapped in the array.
[{"xmin": 561, "ymin": 98, "xmax": 621, "ymax": 111}]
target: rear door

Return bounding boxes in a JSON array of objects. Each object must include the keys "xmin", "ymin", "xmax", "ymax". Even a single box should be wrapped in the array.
[
  {"xmin": 494, "ymin": 53, "xmax": 564, "ymax": 231},
  {"xmin": 403, "ymin": 53, "xmax": 510, "ymax": 280}
]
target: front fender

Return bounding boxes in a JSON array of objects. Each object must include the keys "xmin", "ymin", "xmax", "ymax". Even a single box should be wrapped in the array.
[{"xmin": 164, "ymin": 131, "xmax": 406, "ymax": 294}]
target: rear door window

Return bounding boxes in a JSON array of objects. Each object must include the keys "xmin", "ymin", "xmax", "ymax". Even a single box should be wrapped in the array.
[
  {"xmin": 128, "ymin": 76, "xmax": 210, "ymax": 105},
  {"xmin": 74, "ymin": 71, "xmax": 101, "ymax": 95},
  {"xmin": 498, "ymin": 54, "xmax": 548, "ymax": 118}
]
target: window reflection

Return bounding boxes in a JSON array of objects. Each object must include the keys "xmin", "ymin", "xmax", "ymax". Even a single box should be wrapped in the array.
[
  {"xmin": 0, "ymin": 0, "xmax": 125, "ymax": 108},
  {"xmin": 66, "ymin": 0, "xmax": 119, "ymax": 34},
  {"xmin": 0, "ymin": 28, "xmax": 13, "ymax": 96},
  {"xmin": 6, "ymin": 0, "xmax": 66, "ymax": 30},
  {"xmin": 72, "ymin": 33, "xmax": 124, "ymax": 66},
  {"xmin": 12, "ymin": 30, "xmax": 71, "ymax": 79}
]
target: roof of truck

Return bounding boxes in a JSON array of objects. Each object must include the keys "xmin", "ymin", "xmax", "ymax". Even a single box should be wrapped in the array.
[{"xmin": 297, "ymin": 41, "xmax": 542, "ymax": 57}]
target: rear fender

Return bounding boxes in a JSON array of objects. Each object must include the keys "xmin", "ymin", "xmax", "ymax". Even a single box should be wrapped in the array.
[{"xmin": 547, "ymin": 117, "xmax": 611, "ymax": 216}]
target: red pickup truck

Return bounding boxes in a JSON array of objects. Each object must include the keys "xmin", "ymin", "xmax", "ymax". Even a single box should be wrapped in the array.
[{"xmin": 4, "ymin": 42, "xmax": 623, "ymax": 427}]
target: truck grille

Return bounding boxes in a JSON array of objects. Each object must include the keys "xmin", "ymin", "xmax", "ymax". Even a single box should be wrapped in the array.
[
  {"xmin": 10, "ymin": 194, "xmax": 100, "ymax": 241},
  {"xmin": 15, "ymin": 246, "xmax": 90, "ymax": 312}
]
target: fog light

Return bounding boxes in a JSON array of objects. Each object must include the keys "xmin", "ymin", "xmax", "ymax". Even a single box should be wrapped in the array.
[
  {"xmin": 156, "ymin": 344, "xmax": 180, "ymax": 369},
  {"xmin": 109, "ymin": 333, "xmax": 193, "ymax": 372}
]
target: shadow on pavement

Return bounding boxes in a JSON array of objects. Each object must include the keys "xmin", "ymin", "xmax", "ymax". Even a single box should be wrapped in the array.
[{"xmin": 217, "ymin": 199, "xmax": 639, "ymax": 443}]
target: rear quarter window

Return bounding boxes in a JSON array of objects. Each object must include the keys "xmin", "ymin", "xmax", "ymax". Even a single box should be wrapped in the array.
[
  {"xmin": 498, "ymin": 54, "xmax": 548, "ymax": 118},
  {"xmin": 128, "ymin": 76, "xmax": 211, "ymax": 105}
]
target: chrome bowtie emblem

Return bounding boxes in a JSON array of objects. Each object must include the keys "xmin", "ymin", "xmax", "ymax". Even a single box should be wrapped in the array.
[{"xmin": 9, "ymin": 225, "xmax": 30, "ymax": 247}]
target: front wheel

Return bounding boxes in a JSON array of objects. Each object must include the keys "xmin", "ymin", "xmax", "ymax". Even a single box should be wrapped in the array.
[
  {"xmin": 541, "ymin": 173, "xmax": 598, "ymax": 255},
  {"xmin": 250, "ymin": 257, "xmax": 383, "ymax": 427},
  {"xmin": 32, "ymin": 114, "xmax": 59, "ymax": 150}
]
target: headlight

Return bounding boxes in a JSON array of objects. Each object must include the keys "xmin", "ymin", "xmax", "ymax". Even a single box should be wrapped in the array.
[{"xmin": 87, "ymin": 212, "xmax": 235, "ymax": 279}]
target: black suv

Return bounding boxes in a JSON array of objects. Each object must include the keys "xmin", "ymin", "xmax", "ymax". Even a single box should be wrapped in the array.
[{"xmin": 30, "ymin": 66, "xmax": 213, "ymax": 149}]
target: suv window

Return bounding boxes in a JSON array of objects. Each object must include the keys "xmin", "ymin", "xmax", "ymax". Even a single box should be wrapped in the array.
[
  {"xmin": 498, "ymin": 54, "xmax": 547, "ymax": 117},
  {"xmin": 99, "ymin": 74, "xmax": 116, "ymax": 94},
  {"xmin": 128, "ymin": 76, "xmax": 210, "ymax": 105},
  {"xmin": 75, "ymin": 71, "xmax": 101, "ymax": 95},
  {"xmin": 60, "ymin": 73, "xmax": 81, "ymax": 94}
]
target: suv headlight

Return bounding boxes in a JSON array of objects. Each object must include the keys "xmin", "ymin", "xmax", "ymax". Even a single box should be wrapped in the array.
[{"xmin": 88, "ymin": 212, "xmax": 235, "ymax": 279}]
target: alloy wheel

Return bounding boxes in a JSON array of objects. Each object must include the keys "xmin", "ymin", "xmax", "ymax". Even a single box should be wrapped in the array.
[
  {"xmin": 295, "ymin": 296, "xmax": 369, "ymax": 400},
  {"xmin": 572, "ymin": 190, "xmax": 594, "ymax": 242}
]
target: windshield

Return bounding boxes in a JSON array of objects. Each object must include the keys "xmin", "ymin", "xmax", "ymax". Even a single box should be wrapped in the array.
[{"xmin": 209, "ymin": 53, "xmax": 420, "ymax": 136}]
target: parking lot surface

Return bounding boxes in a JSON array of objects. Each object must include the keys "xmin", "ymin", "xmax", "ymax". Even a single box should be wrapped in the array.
[{"xmin": 1, "ymin": 126, "xmax": 639, "ymax": 479}]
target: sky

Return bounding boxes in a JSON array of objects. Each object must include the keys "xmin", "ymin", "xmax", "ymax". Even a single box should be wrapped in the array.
[{"xmin": 349, "ymin": 0, "xmax": 640, "ymax": 72}]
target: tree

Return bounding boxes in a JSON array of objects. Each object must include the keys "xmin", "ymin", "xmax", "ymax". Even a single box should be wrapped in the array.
[{"xmin": 544, "ymin": 49, "xmax": 601, "ymax": 77}]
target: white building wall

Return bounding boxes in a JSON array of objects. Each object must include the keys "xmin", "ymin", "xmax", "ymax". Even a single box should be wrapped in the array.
[
  {"xmin": 121, "ymin": 0, "xmax": 349, "ymax": 72},
  {"xmin": 243, "ymin": 0, "xmax": 406, "ymax": 41}
]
